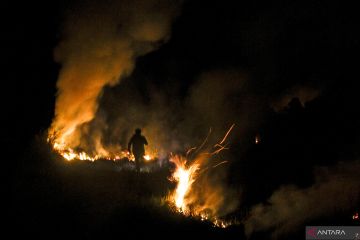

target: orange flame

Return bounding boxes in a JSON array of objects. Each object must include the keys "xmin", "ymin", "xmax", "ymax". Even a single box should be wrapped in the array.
[
  {"xmin": 169, "ymin": 155, "xmax": 200, "ymax": 213},
  {"xmin": 48, "ymin": 135, "xmax": 156, "ymax": 162},
  {"xmin": 167, "ymin": 124, "xmax": 236, "ymax": 228}
]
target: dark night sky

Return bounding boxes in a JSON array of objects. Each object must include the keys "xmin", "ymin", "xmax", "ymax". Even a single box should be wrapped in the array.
[{"xmin": 4, "ymin": 0, "xmax": 358, "ymax": 143}]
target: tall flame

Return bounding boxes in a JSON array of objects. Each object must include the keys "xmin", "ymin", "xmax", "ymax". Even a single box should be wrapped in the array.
[
  {"xmin": 48, "ymin": 0, "xmax": 182, "ymax": 161},
  {"xmin": 167, "ymin": 124, "xmax": 236, "ymax": 228},
  {"xmin": 169, "ymin": 155, "xmax": 200, "ymax": 213}
]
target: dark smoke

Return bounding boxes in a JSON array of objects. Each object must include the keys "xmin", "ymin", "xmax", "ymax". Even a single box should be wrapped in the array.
[
  {"xmin": 90, "ymin": 68, "xmax": 254, "ymax": 157},
  {"xmin": 244, "ymin": 160, "xmax": 360, "ymax": 238}
]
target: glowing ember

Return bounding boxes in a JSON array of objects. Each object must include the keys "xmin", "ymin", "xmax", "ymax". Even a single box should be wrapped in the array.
[{"xmin": 255, "ymin": 134, "xmax": 260, "ymax": 144}]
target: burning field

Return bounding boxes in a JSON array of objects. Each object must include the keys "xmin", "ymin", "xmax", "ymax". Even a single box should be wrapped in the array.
[
  {"xmin": 47, "ymin": 123, "xmax": 240, "ymax": 228},
  {"xmin": 40, "ymin": 0, "xmax": 243, "ymax": 232},
  {"xmin": 7, "ymin": 0, "xmax": 360, "ymax": 239}
]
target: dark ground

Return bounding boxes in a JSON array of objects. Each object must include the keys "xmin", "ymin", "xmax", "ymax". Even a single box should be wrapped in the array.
[{"xmin": 9, "ymin": 139, "xmax": 244, "ymax": 240}]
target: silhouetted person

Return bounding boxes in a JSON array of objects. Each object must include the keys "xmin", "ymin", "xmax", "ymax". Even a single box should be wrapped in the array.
[{"xmin": 128, "ymin": 128, "xmax": 148, "ymax": 172}]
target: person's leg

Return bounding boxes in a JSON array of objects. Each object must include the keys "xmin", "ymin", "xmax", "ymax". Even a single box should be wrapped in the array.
[
  {"xmin": 134, "ymin": 155, "xmax": 140, "ymax": 172},
  {"xmin": 139, "ymin": 155, "xmax": 144, "ymax": 170}
]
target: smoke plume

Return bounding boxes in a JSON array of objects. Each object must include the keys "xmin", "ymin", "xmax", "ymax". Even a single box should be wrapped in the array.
[
  {"xmin": 94, "ymin": 68, "xmax": 252, "ymax": 158},
  {"xmin": 244, "ymin": 160, "xmax": 360, "ymax": 238},
  {"xmin": 49, "ymin": 0, "xmax": 183, "ymax": 153}
]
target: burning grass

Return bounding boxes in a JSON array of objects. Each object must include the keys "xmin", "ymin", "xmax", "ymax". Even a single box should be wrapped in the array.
[
  {"xmin": 48, "ymin": 134, "xmax": 158, "ymax": 163},
  {"xmin": 46, "ymin": 124, "xmax": 240, "ymax": 229},
  {"xmin": 165, "ymin": 124, "xmax": 239, "ymax": 228}
]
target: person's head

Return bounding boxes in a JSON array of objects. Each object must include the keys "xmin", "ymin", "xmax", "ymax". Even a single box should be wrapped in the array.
[{"xmin": 135, "ymin": 128, "xmax": 141, "ymax": 135}]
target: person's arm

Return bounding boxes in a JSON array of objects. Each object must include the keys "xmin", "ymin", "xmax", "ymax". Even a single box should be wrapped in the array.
[{"xmin": 143, "ymin": 137, "xmax": 148, "ymax": 145}]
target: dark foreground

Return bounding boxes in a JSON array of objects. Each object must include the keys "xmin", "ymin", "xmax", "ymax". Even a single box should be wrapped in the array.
[
  {"xmin": 7, "ymin": 136, "xmax": 358, "ymax": 240},
  {"xmin": 8, "ymin": 142, "xmax": 244, "ymax": 240}
]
